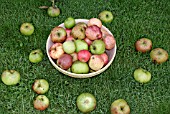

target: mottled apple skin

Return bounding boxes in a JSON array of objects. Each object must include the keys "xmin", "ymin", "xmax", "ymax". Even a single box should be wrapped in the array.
[
  {"xmin": 150, "ymin": 48, "xmax": 168, "ymax": 64},
  {"xmin": 57, "ymin": 54, "xmax": 73, "ymax": 70},
  {"xmin": 32, "ymin": 79, "xmax": 49, "ymax": 94},
  {"xmin": 85, "ymin": 25, "xmax": 102, "ymax": 40},
  {"xmin": 135, "ymin": 38, "xmax": 152, "ymax": 53},
  {"xmin": 103, "ymin": 34, "xmax": 116, "ymax": 50},
  {"xmin": 33, "ymin": 95, "xmax": 49, "ymax": 111},
  {"xmin": 84, "ymin": 37, "xmax": 93, "ymax": 46},
  {"xmin": 71, "ymin": 25, "xmax": 85, "ymax": 39},
  {"xmin": 111, "ymin": 99, "xmax": 130, "ymax": 114},
  {"xmin": 88, "ymin": 18, "xmax": 102, "ymax": 28},
  {"xmin": 49, "ymin": 43, "xmax": 64, "ymax": 59},
  {"xmin": 50, "ymin": 27, "xmax": 66, "ymax": 43},
  {"xmin": 89, "ymin": 55, "xmax": 104, "ymax": 71},
  {"xmin": 78, "ymin": 50, "xmax": 91, "ymax": 62}
]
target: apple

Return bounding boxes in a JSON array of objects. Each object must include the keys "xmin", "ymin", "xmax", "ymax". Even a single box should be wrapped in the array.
[
  {"xmin": 111, "ymin": 99, "xmax": 130, "ymax": 114},
  {"xmin": 90, "ymin": 40, "xmax": 105, "ymax": 54},
  {"xmin": 62, "ymin": 40, "xmax": 76, "ymax": 54},
  {"xmin": 49, "ymin": 43, "xmax": 64, "ymax": 59},
  {"xmin": 47, "ymin": 6, "xmax": 60, "ymax": 17},
  {"xmin": 100, "ymin": 53, "xmax": 109, "ymax": 66},
  {"xmin": 33, "ymin": 95, "xmax": 49, "ymax": 111},
  {"xmin": 1, "ymin": 70, "xmax": 20, "ymax": 85},
  {"xmin": 70, "ymin": 52, "xmax": 78, "ymax": 62},
  {"xmin": 64, "ymin": 17, "xmax": 75, "ymax": 29},
  {"xmin": 71, "ymin": 24, "xmax": 86, "ymax": 39},
  {"xmin": 85, "ymin": 25, "xmax": 102, "ymax": 40},
  {"xmin": 65, "ymin": 36, "xmax": 74, "ymax": 41},
  {"xmin": 74, "ymin": 39, "xmax": 88, "ymax": 52},
  {"xmin": 150, "ymin": 48, "xmax": 168, "ymax": 64},
  {"xmin": 99, "ymin": 10, "xmax": 114, "ymax": 23},
  {"xmin": 20, "ymin": 22, "xmax": 34, "ymax": 36},
  {"xmin": 88, "ymin": 18, "xmax": 102, "ymax": 28},
  {"xmin": 71, "ymin": 61, "xmax": 89, "ymax": 74},
  {"xmin": 101, "ymin": 27, "xmax": 110, "ymax": 37},
  {"xmin": 76, "ymin": 22, "xmax": 87, "ymax": 29},
  {"xmin": 88, "ymin": 55, "xmax": 104, "ymax": 71},
  {"xmin": 78, "ymin": 50, "xmax": 91, "ymax": 62},
  {"xmin": 32, "ymin": 79, "xmax": 49, "ymax": 94},
  {"xmin": 65, "ymin": 29, "xmax": 72, "ymax": 37},
  {"xmin": 50, "ymin": 26, "xmax": 66, "ymax": 43},
  {"xmin": 135, "ymin": 38, "xmax": 152, "ymax": 53},
  {"xmin": 84, "ymin": 37, "xmax": 93, "ymax": 46},
  {"xmin": 134, "ymin": 68, "xmax": 151, "ymax": 83},
  {"xmin": 76, "ymin": 93, "xmax": 96, "ymax": 113},
  {"xmin": 103, "ymin": 34, "xmax": 116, "ymax": 50},
  {"xmin": 57, "ymin": 54, "xmax": 73, "ymax": 70},
  {"xmin": 29, "ymin": 49, "xmax": 43, "ymax": 63}
]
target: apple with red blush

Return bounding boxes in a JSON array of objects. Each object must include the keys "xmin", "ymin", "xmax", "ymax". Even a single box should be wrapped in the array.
[
  {"xmin": 135, "ymin": 38, "xmax": 152, "ymax": 53},
  {"xmin": 84, "ymin": 37, "xmax": 93, "ymax": 46},
  {"xmin": 65, "ymin": 29, "xmax": 72, "ymax": 37},
  {"xmin": 103, "ymin": 34, "xmax": 116, "ymax": 50},
  {"xmin": 57, "ymin": 54, "xmax": 73, "ymax": 70},
  {"xmin": 78, "ymin": 50, "xmax": 91, "ymax": 62},
  {"xmin": 70, "ymin": 52, "xmax": 78, "ymax": 62},
  {"xmin": 100, "ymin": 53, "xmax": 109, "ymax": 66},
  {"xmin": 49, "ymin": 43, "xmax": 64, "ymax": 59},
  {"xmin": 85, "ymin": 25, "xmax": 102, "ymax": 40},
  {"xmin": 88, "ymin": 55, "xmax": 104, "ymax": 71},
  {"xmin": 88, "ymin": 18, "xmax": 102, "ymax": 28}
]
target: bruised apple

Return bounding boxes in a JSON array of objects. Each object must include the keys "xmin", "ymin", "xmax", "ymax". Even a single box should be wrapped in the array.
[
  {"xmin": 103, "ymin": 34, "xmax": 116, "ymax": 50},
  {"xmin": 85, "ymin": 25, "xmax": 102, "ymax": 40},
  {"xmin": 33, "ymin": 95, "xmax": 49, "ymax": 111},
  {"xmin": 50, "ymin": 27, "xmax": 66, "ymax": 43},
  {"xmin": 89, "ymin": 55, "xmax": 104, "ymax": 71},
  {"xmin": 49, "ymin": 43, "xmax": 64, "ymax": 59},
  {"xmin": 88, "ymin": 18, "xmax": 102, "ymax": 28},
  {"xmin": 57, "ymin": 54, "xmax": 73, "ymax": 70}
]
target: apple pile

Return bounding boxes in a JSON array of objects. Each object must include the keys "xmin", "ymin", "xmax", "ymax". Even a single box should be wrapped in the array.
[{"xmin": 49, "ymin": 18, "xmax": 116, "ymax": 74}]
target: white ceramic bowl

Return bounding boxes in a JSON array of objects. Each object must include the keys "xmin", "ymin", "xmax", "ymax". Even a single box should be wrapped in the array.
[{"xmin": 46, "ymin": 19, "xmax": 117, "ymax": 78}]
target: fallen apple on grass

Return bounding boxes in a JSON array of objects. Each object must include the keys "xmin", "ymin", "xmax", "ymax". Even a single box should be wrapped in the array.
[
  {"xmin": 33, "ymin": 95, "xmax": 49, "ymax": 111},
  {"xmin": 134, "ymin": 68, "xmax": 151, "ymax": 83},
  {"xmin": 29, "ymin": 49, "xmax": 44, "ymax": 63},
  {"xmin": 150, "ymin": 48, "xmax": 168, "ymax": 64},
  {"xmin": 99, "ymin": 10, "xmax": 114, "ymax": 23},
  {"xmin": 32, "ymin": 79, "xmax": 49, "ymax": 94},
  {"xmin": 20, "ymin": 22, "xmax": 34, "ymax": 36},
  {"xmin": 111, "ymin": 99, "xmax": 130, "ymax": 114},
  {"xmin": 47, "ymin": 6, "xmax": 60, "ymax": 17},
  {"xmin": 135, "ymin": 38, "xmax": 152, "ymax": 53},
  {"xmin": 76, "ymin": 93, "xmax": 96, "ymax": 113},
  {"xmin": 1, "ymin": 70, "xmax": 20, "ymax": 86}
]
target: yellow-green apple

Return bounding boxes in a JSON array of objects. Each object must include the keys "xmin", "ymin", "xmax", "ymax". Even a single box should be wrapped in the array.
[
  {"xmin": 103, "ymin": 34, "xmax": 116, "ymax": 50},
  {"xmin": 99, "ymin": 10, "xmax": 114, "ymax": 23},
  {"xmin": 74, "ymin": 39, "xmax": 88, "ymax": 52},
  {"xmin": 32, "ymin": 79, "xmax": 49, "ymax": 94},
  {"xmin": 89, "ymin": 55, "xmax": 104, "ymax": 71},
  {"xmin": 33, "ymin": 95, "xmax": 49, "ymax": 111},
  {"xmin": 64, "ymin": 17, "xmax": 75, "ymax": 29},
  {"xmin": 71, "ymin": 25, "xmax": 86, "ymax": 39},
  {"xmin": 62, "ymin": 40, "xmax": 76, "ymax": 54},
  {"xmin": 47, "ymin": 6, "xmax": 60, "ymax": 17},
  {"xmin": 20, "ymin": 23, "xmax": 34, "ymax": 36},
  {"xmin": 1, "ymin": 70, "xmax": 20, "ymax": 86},
  {"xmin": 88, "ymin": 18, "xmax": 102, "ymax": 28},
  {"xmin": 76, "ymin": 93, "xmax": 96, "ymax": 113},
  {"xmin": 29, "ymin": 49, "xmax": 43, "ymax": 63},
  {"xmin": 150, "ymin": 48, "xmax": 168, "ymax": 64},
  {"xmin": 111, "ymin": 99, "xmax": 130, "ymax": 114},
  {"xmin": 78, "ymin": 50, "xmax": 91, "ymax": 62},
  {"xmin": 90, "ymin": 40, "xmax": 105, "ymax": 54},
  {"xmin": 135, "ymin": 38, "xmax": 152, "ymax": 53},
  {"xmin": 49, "ymin": 43, "xmax": 64, "ymax": 59},
  {"xmin": 134, "ymin": 68, "xmax": 151, "ymax": 83},
  {"xmin": 71, "ymin": 61, "xmax": 89, "ymax": 74},
  {"xmin": 50, "ymin": 27, "xmax": 66, "ymax": 43},
  {"xmin": 85, "ymin": 25, "xmax": 102, "ymax": 40},
  {"xmin": 57, "ymin": 54, "xmax": 73, "ymax": 70}
]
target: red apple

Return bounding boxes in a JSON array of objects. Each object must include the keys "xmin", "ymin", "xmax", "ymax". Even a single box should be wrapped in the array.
[
  {"xmin": 88, "ymin": 55, "xmax": 104, "ymax": 71},
  {"xmin": 100, "ymin": 53, "xmax": 109, "ymax": 66},
  {"xmin": 85, "ymin": 25, "xmax": 102, "ymax": 40},
  {"xmin": 49, "ymin": 43, "xmax": 64, "ymax": 59},
  {"xmin": 70, "ymin": 52, "xmax": 78, "ymax": 62},
  {"xmin": 84, "ymin": 37, "xmax": 93, "ymax": 46},
  {"xmin": 135, "ymin": 38, "xmax": 152, "ymax": 53},
  {"xmin": 103, "ymin": 34, "xmax": 116, "ymax": 50},
  {"xmin": 65, "ymin": 36, "xmax": 74, "ymax": 41},
  {"xmin": 66, "ymin": 28, "xmax": 72, "ymax": 37},
  {"xmin": 33, "ymin": 95, "xmax": 49, "ymax": 111},
  {"xmin": 78, "ymin": 50, "xmax": 91, "ymax": 62},
  {"xmin": 57, "ymin": 54, "xmax": 73, "ymax": 70},
  {"xmin": 88, "ymin": 18, "xmax": 102, "ymax": 28},
  {"xmin": 50, "ymin": 26, "xmax": 66, "ymax": 43}
]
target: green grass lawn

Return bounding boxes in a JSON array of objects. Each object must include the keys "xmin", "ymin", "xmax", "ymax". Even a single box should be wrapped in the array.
[{"xmin": 0, "ymin": 0, "xmax": 170, "ymax": 114}]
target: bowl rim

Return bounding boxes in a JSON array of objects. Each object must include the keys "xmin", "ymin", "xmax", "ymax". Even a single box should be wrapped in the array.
[{"xmin": 46, "ymin": 19, "xmax": 117, "ymax": 78}]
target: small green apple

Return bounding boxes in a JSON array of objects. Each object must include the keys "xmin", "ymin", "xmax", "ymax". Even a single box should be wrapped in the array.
[
  {"xmin": 64, "ymin": 17, "xmax": 75, "ymax": 29},
  {"xmin": 1, "ymin": 70, "xmax": 20, "ymax": 85},
  {"xmin": 71, "ymin": 61, "xmax": 89, "ymax": 74},
  {"xmin": 99, "ymin": 10, "xmax": 114, "ymax": 23},
  {"xmin": 134, "ymin": 68, "xmax": 151, "ymax": 83},
  {"xmin": 32, "ymin": 79, "xmax": 49, "ymax": 94},
  {"xmin": 47, "ymin": 6, "xmax": 60, "ymax": 17},
  {"xmin": 20, "ymin": 23, "xmax": 34, "ymax": 36},
  {"xmin": 90, "ymin": 40, "xmax": 105, "ymax": 54},
  {"xmin": 29, "ymin": 49, "xmax": 43, "ymax": 63},
  {"xmin": 62, "ymin": 40, "xmax": 76, "ymax": 54},
  {"xmin": 74, "ymin": 39, "xmax": 88, "ymax": 52}
]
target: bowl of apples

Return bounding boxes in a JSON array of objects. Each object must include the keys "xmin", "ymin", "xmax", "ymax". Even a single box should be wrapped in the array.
[{"xmin": 46, "ymin": 18, "xmax": 116, "ymax": 78}]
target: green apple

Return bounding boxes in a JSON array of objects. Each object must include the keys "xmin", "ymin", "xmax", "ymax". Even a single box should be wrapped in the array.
[
  {"xmin": 90, "ymin": 40, "xmax": 105, "ymax": 54},
  {"xmin": 47, "ymin": 6, "xmax": 60, "ymax": 17},
  {"xmin": 32, "ymin": 79, "xmax": 49, "ymax": 94},
  {"xmin": 71, "ymin": 61, "xmax": 89, "ymax": 74},
  {"xmin": 76, "ymin": 93, "xmax": 96, "ymax": 113},
  {"xmin": 62, "ymin": 40, "xmax": 76, "ymax": 54},
  {"xmin": 99, "ymin": 10, "xmax": 114, "ymax": 23},
  {"xmin": 64, "ymin": 17, "xmax": 75, "ymax": 29},
  {"xmin": 20, "ymin": 22, "xmax": 34, "ymax": 36},
  {"xmin": 1, "ymin": 70, "xmax": 20, "ymax": 85},
  {"xmin": 111, "ymin": 99, "xmax": 130, "ymax": 114},
  {"xmin": 29, "ymin": 49, "xmax": 43, "ymax": 63},
  {"xmin": 134, "ymin": 68, "xmax": 151, "ymax": 83},
  {"xmin": 74, "ymin": 39, "xmax": 88, "ymax": 52}
]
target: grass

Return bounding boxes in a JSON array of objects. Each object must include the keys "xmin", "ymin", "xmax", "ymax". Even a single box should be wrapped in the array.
[{"xmin": 0, "ymin": 0, "xmax": 170, "ymax": 113}]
